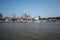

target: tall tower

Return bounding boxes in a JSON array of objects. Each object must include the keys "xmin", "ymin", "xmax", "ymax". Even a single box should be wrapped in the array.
[
  {"xmin": 38, "ymin": 16, "xmax": 41, "ymax": 20},
  {"xmin": 0, "ymin": 13, "xmax": 3, "ymax": 19}
]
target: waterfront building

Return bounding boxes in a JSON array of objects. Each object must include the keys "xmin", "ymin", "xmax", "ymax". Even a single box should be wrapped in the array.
[
  {"xmin": 4, "ymin": 17, "xmax": 12, "ymax": 22},
  {"xmin": 35, "ymin": 17, "xmax": 39, "ymax": 21},
  {"xmin": 16, "ymin": 16, "xmax": 20, "ymax": 22},
  {"xmin": 20, "ymin": 13, "xmax": 32, "ymax": 22}
]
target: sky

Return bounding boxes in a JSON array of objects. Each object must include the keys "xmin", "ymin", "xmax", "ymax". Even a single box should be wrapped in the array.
[{"xmin": 0, "ymin": 0, "xmax": 60, "ymax": 18}]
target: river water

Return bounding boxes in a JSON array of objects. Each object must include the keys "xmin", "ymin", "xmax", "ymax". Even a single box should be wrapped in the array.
[{"xmin": 0, "ymin": 22, "xmax": 60, "ymax": 40}]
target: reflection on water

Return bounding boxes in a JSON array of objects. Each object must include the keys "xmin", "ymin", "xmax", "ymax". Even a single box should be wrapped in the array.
[{"xmin": 0, "ymin": 22, "xmax": 60, "ymax": 40}]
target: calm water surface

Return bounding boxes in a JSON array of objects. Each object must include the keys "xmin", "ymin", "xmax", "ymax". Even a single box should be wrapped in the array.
[{"xmin": 0, "ymin": 22, "xmax": 60, "ymax": 40}]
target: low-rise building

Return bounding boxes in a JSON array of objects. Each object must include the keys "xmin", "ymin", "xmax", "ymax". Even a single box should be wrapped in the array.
[{"xmin": 4, "ymin": 17, "xmax": 12, "ymax": 22}]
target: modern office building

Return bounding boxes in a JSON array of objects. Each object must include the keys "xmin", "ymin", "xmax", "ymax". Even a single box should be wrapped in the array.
[{"xmin": 0, "ymin": 13, "xmax": 3, "ymax": 19}]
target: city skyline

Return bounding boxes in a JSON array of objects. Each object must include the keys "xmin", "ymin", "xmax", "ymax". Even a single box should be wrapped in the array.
[{"xmin": 0, "ymin": 0, "xmax": 60, "ymax": 18}]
